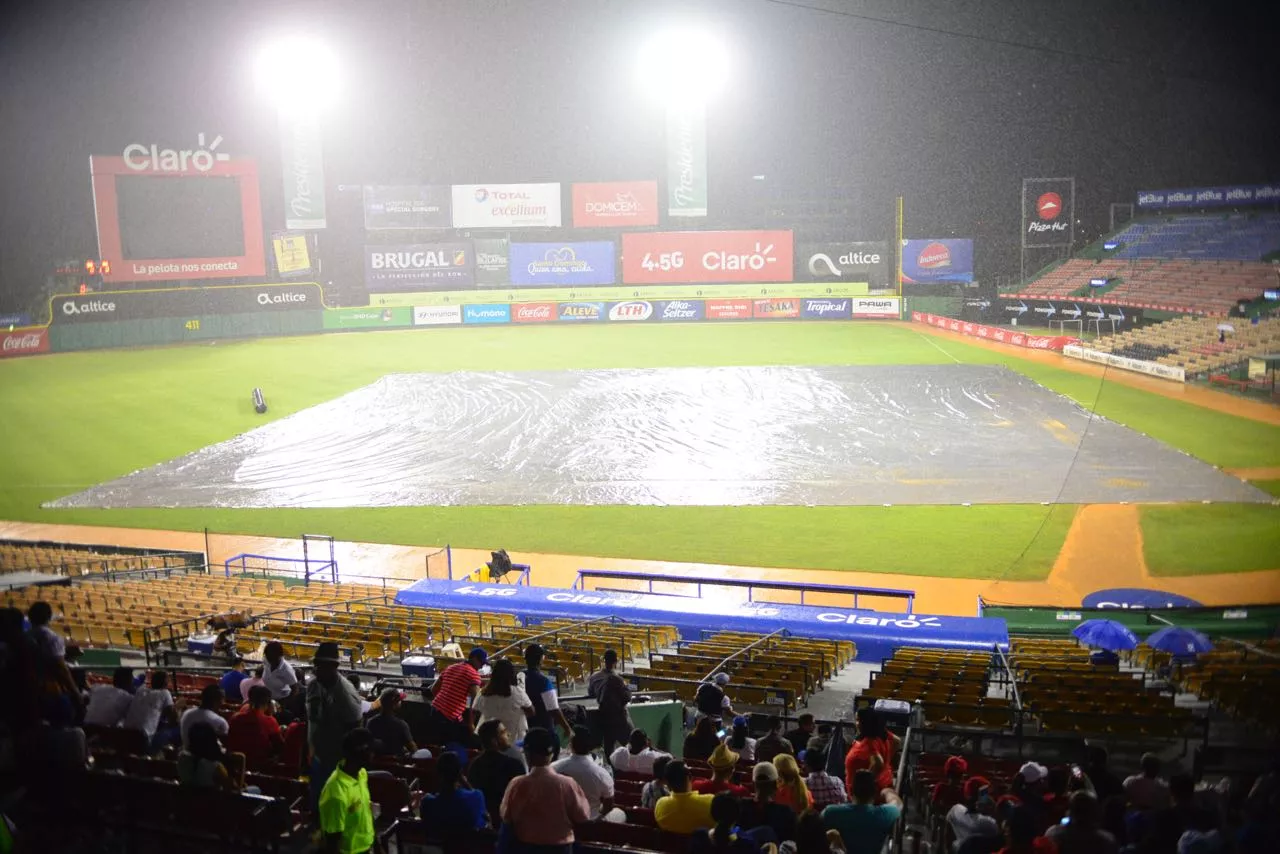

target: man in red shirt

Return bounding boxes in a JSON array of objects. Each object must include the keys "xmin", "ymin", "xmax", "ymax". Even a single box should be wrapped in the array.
[
  {"xmin": 226, "ymin": 685, "xmax": 284, "ymax": 772},
  {"xmin": 693, "ymin": 743, "xmax": 749, "ymax": 796},
  {"xmin": 429, "ymin": 647, "xmax": 487, "ymax": 746}
]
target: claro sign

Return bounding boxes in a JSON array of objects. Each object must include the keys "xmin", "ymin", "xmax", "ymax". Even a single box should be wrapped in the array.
[
  {"xmin": 51, "ymin": 284, "xmax": 323, "ymax": 324},
  {"xmin": 621, "ymin": 230, "xmax": 794, "ymax": 284},
  {"xmin": 121, "ymin": 133, "xmax": 232, "ymax": 172}
]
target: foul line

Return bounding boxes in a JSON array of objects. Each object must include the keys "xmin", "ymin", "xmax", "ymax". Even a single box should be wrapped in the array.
[{"xmin": 914, "ymin": 329, "xmax": 961, "ymax": 364}]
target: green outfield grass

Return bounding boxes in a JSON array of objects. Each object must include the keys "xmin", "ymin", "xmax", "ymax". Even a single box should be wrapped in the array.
[
  {"xmin": 1, "ymin": 322, "xmax": 1276, "ymax": 578},
  {"xmin": 1142, "ymin": 504, "xmax": 1280, "ymax": 576}
]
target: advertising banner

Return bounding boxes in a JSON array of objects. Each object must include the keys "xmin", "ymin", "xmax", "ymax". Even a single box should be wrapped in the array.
[
  {"xmin": 557, "ymin": 302, "xmax": 605, "ymax": 322},
  {"xmin": 798, "ymin": 242, "xmax": 888, "ymax": 285},
  {"xmin": 622, "ymin": 230, "xmax": 794, "ymax": 284},
  {"xmin": 572, "ymin": 181, "xmax": 660, "ymax": 228},
  {"xmin": 900, "ymin": 239, "xmax": 974, "ymax": 284},
  {"xmin": 655, "ymin": 299, "xmax": 704, "ymax": 322},
  {"xmin": 413, "ymin": 305, "xmax": 462, "ymax": 326},
  {"xmin": 1000, "ymin": 298, "xmax": 1139, "ymax": 327},
  {"xmin": 666, "ymin": 104, "xmax": 708, "ymax": 217},
  {"xmin": 322, "ymin": 306, "xmax": 412, "ymax": 330},
  {"xmin": 1136, "ymin": 183, "xmax": 1280, "ymax": 210},
  {"xmin": 753, "ymin": 298, "xmax": 801, "ymax": 319},
  {"xmin": 850, "ymin": 297, "xmax": 900, "ymax": 318},
  {"xmin": 0, "ymin": 327, "xmax": 48, "ymax": 358},
  {"xmin": 512, "ymin": 302, "xmax": 556, "ymax": 323},
  {"xmin": 474, "ymin": 238, "xmax": 509, "ymax": 285},
  {"xmin": 463, "ymin": 304, "xmax": 511, "ymax": 324},
  {"xmin": 913, "ymin": 312, "xmax": 1080, "ymax": 352},
  {"xmin": 509, "ymin": 241, "xmax": 616, "ymax": 287},
  {"xmin": 0, "ymin": 313, "xmax": 32, "ymax": 327},
  {"xmin": 272, "ymin": 232, "xmax": 313, "ymax": 277},
  {"xmin": 1022, "ymin": 177, "xmax": 1074, "ymax": 248},
  {"xmin": 1064, "ymin": 345, "xmax": 1186, "ymax": 381},
  {"xmin": 451, "ymin": 183, "xmax": 561, "ymax": 228},
  {"xmin": 606, "ymin": 301, "xmax": 655, "ymax": 322},
  {"xmin": 51, "ymin": 283, "xmax": 323, "ymax": 325},
  {"xmin": 280, "ymin": 113, "xmax": 326, "ymax": 230},
  {"xmin": 363, "ymin": 185, "xmax": 451, "ymax": 229},
  {"xmin": 706, "ymin": 299, "xmax": 753, "ymax": 320},
  {"xmin": 365, "ymin": 243, "xmax": 474, "ymax": 292},
  {"xmin": 801, "ymin": 298, "xmax": 852, "ymax": 320}
]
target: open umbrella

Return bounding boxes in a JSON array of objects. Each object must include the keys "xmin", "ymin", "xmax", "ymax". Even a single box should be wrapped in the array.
[
  {"xmin": 1146, "ymin": 626, "xmax": 1213, "ymax": 656},
  {"xmin": 1216, "ymin": 323, "xmax": 1235, "ymax": 333},
  {"xmin": 1071, "ymin": 619, "xmax": 1139, "ymax": 651}
]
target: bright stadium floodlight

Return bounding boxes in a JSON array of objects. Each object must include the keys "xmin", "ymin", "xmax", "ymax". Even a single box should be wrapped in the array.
[
  {"xmin": 635, "ymin": 26, "xmax": 730, "ymax": 105},
  {"xmin": 253, "ymin": 35, "xmax": 341, "ymax": 113}
]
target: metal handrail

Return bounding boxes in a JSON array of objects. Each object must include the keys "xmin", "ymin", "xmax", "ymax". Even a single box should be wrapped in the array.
[
  {"xmin": 995, "ymin": 642, "xmax": 1022, "ymax": 712},
  {"xmin": 490, "ymin": 615, "xmax": 619, "ymax": 659},
  {"xmin": 698, "ymin": 628, "xmax": 787, "ymax": 684},
  {"xmin": 888, "ymin": 725, "xmax": 914, "ymax": 854}
]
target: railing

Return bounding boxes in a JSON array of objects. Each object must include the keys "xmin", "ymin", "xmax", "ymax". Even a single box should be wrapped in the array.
[
  {"xmin": 573, "ymin": 569, "xmax": 916, "ymax": 613},
  {"xmin": 454, "ymin": 562, "xmax": 531, "ymax": 586},
  {"xmin": 0, "ymin": 544, "xmax": 203, "ymax": 579},
  {"xmin": 697, "ymin": 628, "xmax": 788, "ymax": 684},
  {"xmin": 994, "ymin": 642, "xmax": 1023, "ymax": 714},
  {"xmin": 888, "ymin": 725, "xmax": 914, "ymax": 853}
]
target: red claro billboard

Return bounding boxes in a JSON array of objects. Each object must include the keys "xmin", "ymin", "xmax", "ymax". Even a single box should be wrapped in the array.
[
  {"xmin": 571, "ymin": 181, "xmax": 659, "ymax": 228},
  {"xmin": 622, "ymin": 230, "xmax": 794, "ymax": 284}
]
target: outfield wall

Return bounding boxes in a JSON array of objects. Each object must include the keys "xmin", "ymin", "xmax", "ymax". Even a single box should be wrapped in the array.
[
  {"xmin": 982, "ymin": 602, "xmax": 1279, "ymax": 639},
  {"xmin": 1, "ymin": 283, "xmax": 903, "ymax": 358}
]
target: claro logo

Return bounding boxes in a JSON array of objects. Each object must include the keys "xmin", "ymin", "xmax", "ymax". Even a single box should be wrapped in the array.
[
  {"xmin": 257, "ymin": 292, "xmax": 308, "ymax": 306},
  {"xmin": 816, "ymin": 613, "xmax": 943, "ymax": 629},
  {"xmin": 122, "ymin": 132, "xmax": 231, "ymax": 173},
  {"xmin": 61, "ymin": 299, "xmax": 117, "ymax": 316}
]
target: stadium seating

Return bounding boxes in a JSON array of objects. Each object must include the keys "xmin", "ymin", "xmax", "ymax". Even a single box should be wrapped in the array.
[
  {"xmin": 0, "ymin": 539, "xmax": 195, "ymax": 576},
  {"xmin": 863, "ymin": 647, "xmax": 1013, "ymax": 728},
  {"xmin": 1107, "ymin": 213, "xmax": 1280, "ymax": 261},
  {"xmin": 1168, "ymin": 639, "xmax": 1280, "ymax": 735},
  {"xmin": 1087, "ymin": 314, "xmax": 1280, "ymax": 379}
]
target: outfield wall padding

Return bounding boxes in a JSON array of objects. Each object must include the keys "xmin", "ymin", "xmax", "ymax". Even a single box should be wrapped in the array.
[
  {"xmin": 49, "ymin": 311, "xmax": 322, "ymax": 352},
  {"xmin": 983, "ymin": 603, "xmax": 1280, "ymax": 640}
]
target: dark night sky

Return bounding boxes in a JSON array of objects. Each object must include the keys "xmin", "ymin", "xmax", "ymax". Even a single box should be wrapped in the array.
[{"xmin": 2, "ymin": 0, "xmax": 1277, "ymax": 308}]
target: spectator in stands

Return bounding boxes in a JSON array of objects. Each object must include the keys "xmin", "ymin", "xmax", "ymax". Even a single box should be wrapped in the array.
[
  {"xmin": 83, "ymin": 666, "xmax": 135, "ymax": 728},
  {"xmin": 500, "ymin": 726, "xmax": 591, "ymax": 853},
  {"xmin": 123, "ymin": 670, "xmax": 177, "ymax": 752},
  {"xmin": 25, "ymin": 601, "xmax": 81, "ymax": 724},
  {"xmin": 609, "ymin": 727, "xmax": 669, "ymax": 775},
  {"xmin": 1044, "ymin": 791, "xmax": 1117, "ymax": 854},
  {"xmin": 366, "ymin": 688, "xmax": 417, "ymax": 757},
  {"xmin": 1083, "ymin": 746, "xmax": 1123, "ymax": 804},
  {"xmin": 691, "ymin": 792, "xmax": 778, "ymax": 853},
  {"xmin": 469, "ymin": 719, "xmax": 526, "ymax": 826},
  {"xmin": 586, "ymin": 649, "xmax": 632, "ymax": 756},
  {"xmin": 280, "ymin": 718, "xmax": 307, "ymax": 772},
  {"xmin": 932, "ymin": 756, "xmax": 969, "ymax": 812},
  {"xmin": 844, "ymin": 708, "xmax": 899, "ymax": 796},
  {"xmin": 180, "ymin": 683, "xmax": 229, "ymax": 748},
  {"xmin": 1124, "ymin": 753, "xmax": 1171, "ymax": 812},
  {"xmin": 307, "ymin": 641, "xmax": 380, "ymax": 811},
  {"xmin": 805, "ymin": 749, "xmax": 849, "ymax": 809},
  {"xmin": 1010, "ymin": 762, "xmax": 1051, "ymax": 832},
  {"xmin": 1042, "ymin": 766, "xmax": 1073, "ymax": 825},
  {"xmin": 757, "ymin": 715, "xmax": 796, "ymax": 765},
  {"xmin": 419, "ymin": 749, "xmax": 488, "ymax": 833},
  {"xmin": 947, "ymin": 776, "xmax": 1000, "ymax": 853},
  {"xmin": 553, "ymin": 725, "xmax": 625, "ymax": 822},
  {"xmin": 1136, "ymin": 772, "xmax": 1218, "ymax": 854},
  {"xmin": 823, "ymin": 769, "xmax": 903, "ymax": 854},
  {"xmin": 726, "ymin": 716, "xmax": 758, "ymax": 763},
  {"xmin": 237, "ymin": 666, "xmax": 266, "ymax": 706},
  {"xmin": 523, "ymin": 643, "xmax": 573, "ymax": 757},
  {"xmin": 696, "ymin": 672, "xmax": 735, "ymax": 721},
  {"xmin": 641, "ymin": 754, "xmax": 673, "ymax": 809},
  {"xmin": 318, "ymin": 728, "xmax": 377, "ymax": 854},
  {"xmin": 227, "ymin": 685, "xmax": 283, "ymax": 772},
  {"xmin": 785, "ymin": 810, "xmax": 847, "ymax": 854},
  {"xmin": 261, "ymin": 641, "xmax": 299, "ymax": 702},
  {"xmin": 212, "ymin": 626, "xmax": 237, "ymax": 660},
  {"xmin": 807, "ymin": 724, "xmax": 833, "ymax": 758},
  {"xmin": 177, "ymin": 722, "xmax": 239, "ymax": 792},
  {"xmin": 775, "ymin": 754, "xmax": 814, "ymax": 814},
  {"xmin": 694, "ymin": 743, "xmax": 749, "ymax": 796},
  {"xmin": 685, "ymin": 716, "xmax": 722, "ymax": 762},
  {"xmin": 997, "ymin": 804, "xmax": 1055, "ymax": 854},
  {"xmin": 655, "ymin": 759, "xmax": 716, "ymax": 834},
  {"xmin": 25, "ymin": 601, "xmax": 63, "ymax": 661},
  {"xmin": 219, "ymin": 656, "xmax": 249, "ymax": 704},
  {"xmin": 784, "ymin": 713, "xmax": 817, "ymax": 756},
  {"xmin": 473, "ymin": 656, "xmax": 533, "ymax": 751},
  {"xmin": 740, "ymin": 761, "xmax": 797, "ymax": 844},
  {"xmin": 429, "ymin": 646, "xmax": 487, "ymax": 746}
]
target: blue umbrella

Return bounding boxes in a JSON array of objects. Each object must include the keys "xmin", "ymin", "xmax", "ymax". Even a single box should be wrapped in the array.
[
  {"xmin": 1146, "ymin": 626, "xmax": 1213, "ymax": 656},
  {"xmin": 1071, "ymin": 619, "xmax": 1139, "ymax": 651}
]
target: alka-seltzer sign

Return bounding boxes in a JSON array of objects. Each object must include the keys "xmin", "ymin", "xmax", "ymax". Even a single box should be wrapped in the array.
[
  {"xmin": 90, "ymin": 134, "xmax": 266, "ymax": 283},
  {"xmin": 1136, "ymin": 183, "xmax": 1280, "ymax": 210},
  {"xmin": 666, "ymin": 104, "xmax": 707, "ymax": 218},
  {"xmin": 1022, "ymin": 177, "xmax": 1075, "ymax": 248},
  {"xmin": 279, "ymin": 113, "xmax": 326, "ymax": 229}
]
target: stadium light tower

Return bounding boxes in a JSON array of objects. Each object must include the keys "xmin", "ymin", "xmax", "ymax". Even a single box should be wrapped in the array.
[{"xmin": 636, "ymin": 26, "xmax": 731, "ymax": 219}]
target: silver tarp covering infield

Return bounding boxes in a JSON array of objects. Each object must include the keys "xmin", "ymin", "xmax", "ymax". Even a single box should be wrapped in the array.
[{"xmin": 48, "ymin": 365, "xmax": 1271, "ymax": 509}]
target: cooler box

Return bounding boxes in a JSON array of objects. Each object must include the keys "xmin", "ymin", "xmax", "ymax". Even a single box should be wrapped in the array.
[
  {"xmin": 873, "ymin": 698, "xmax": 913, "ymax": 728},
  {"xmin": 187, "ymin": 634, "xmax": 216, "ymax": 656},
  {"xmin": 401, "ymin": 655, "xmax": 437, "ymax": 679}
]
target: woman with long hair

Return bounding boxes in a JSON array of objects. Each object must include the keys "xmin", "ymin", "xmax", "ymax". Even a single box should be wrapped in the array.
[
  {"xmin": 725, "ymin": 716, "xmax": 757, "ymax": 763},
  {"xmin": 472, "ymin": 657, "xmax": 533, "ymax": 746},
  {"xmin": 843, "ymin": 708, "xmax": 900, "ymax": 795},
  {"xmin": 774, "ymin": 754, "xmax": 814, "ymax": 814},
  {"xmin": 683, "ymin": 715, "xmax": 721, "ymax": 762}
]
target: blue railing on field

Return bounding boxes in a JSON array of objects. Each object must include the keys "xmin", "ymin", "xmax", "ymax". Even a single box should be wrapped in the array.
[{"xmin": 224, "ymin": 553, "xmax": 337, "ymax": 585}]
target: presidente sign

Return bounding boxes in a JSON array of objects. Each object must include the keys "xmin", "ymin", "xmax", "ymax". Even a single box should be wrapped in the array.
[
  {"xmin": 363, "ymin": 185, "xmax": 451, "ymax": 229},
  {"xmin": 509, "ymin": 241, "xmax": 616, "ymax": 286},
  {"xmin": 451, "ymin": 183, "xmax": 561, "ymax": 228},
  {"xmin": 364, "ymin": 243, "xmax": 475, "ymax": 291},
  {"xmin": 1136, "ymin": 183, "xmax": 1280, "ymax": 210},
  {"xmin": 90, "ymin": 136, "xmax": 266, "ymax": 284},
  {"xmin": 901, "ymin": 239, "xmax": 974, "ymax": 284},
  {"xmin": 798, "ymin": 241, "xmax": 888, "ymax": 285},
  {"xmin": 572, "ymin": 181, "xmax": 659, "ymax": 228},
  {"xmin": 621, "ymin": 230, "xmax": 794, "ymax": 284},
  {"xmin": 51, "ymin": 283, "xmax": 322, "ymax": 325}
]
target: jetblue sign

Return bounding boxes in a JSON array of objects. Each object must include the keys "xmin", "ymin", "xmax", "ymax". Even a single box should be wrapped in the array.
[{"xmin": 1136, "ymin": 183, "xmax": 1280, "ymax": 210}]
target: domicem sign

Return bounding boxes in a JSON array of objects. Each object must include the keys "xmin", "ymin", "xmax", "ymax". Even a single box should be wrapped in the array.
[
  {"xmin": 622, "ymin": 231, "xmax": 794, "ymax": 284},
  {"xmin": 571, "ymin": 181, "xmax": 659, "ymax": 228}
]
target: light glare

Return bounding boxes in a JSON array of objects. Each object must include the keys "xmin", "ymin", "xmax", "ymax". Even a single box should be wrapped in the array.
[
  {"xmin": 636, "ymin": 27, "xmax": 730, "ymax": 105},
  {"xmin": 253, "ymin": 36, "xmax": 341, "ymax": 112}
]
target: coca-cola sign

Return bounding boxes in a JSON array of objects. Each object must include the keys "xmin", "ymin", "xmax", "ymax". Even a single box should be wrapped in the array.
[
  {"xmin": 512, "ymin": 302, "xmax": 556, "ymax": 323},
  {"xmin": 0, "ymin": 327, "xmax": 49, "ymax": 358}
]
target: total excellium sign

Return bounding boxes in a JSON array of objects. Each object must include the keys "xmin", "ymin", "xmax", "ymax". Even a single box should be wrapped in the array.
[
  {"xmin": 451, "ymin": 183, "xmax": 561, "ymax": 229},
  {"xmin": 621, "ymin": 231, "xmax": 794, "ymax": 284},
  {"xmin": 365, "ymin": 243, "xmax": 475, "ymax": 292}
]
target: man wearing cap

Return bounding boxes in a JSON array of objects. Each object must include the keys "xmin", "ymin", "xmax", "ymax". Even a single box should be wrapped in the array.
[
  {"xmin": 654, "ymin": 760, "xmax": 716, "ymax": 834},
  {"xmin": 367, "ymin": 688, "xmax": 417, "ymax": 757},
  {"xmin": 931, "ymin": 755, "xmax": 969, "ymax": 812},
  {"xmin": 523, "ymin": 643, "xmax": 572, "ymax": 758},
  {"xmin": 501, "ymin": 727, "xmax": 591, "ymax": 853},
  {"xmin": 947, "ymin": 775, "xmax": 999, "ymax": 851},
  {"xmin": 307, "ymin": 641, "xmax": 381, "ymax": 811},
  {"xmin": 318, "ymin": 727, "xmax": 377, "ymax": 854},
  {"xmin": 587, "ymin": 649, "xmax": 633, "ymax": 757},
  {"xmin": 739, "ymin": 761, "xmax": 797, "ymax": 844},
  {"xmin": 429, "ymin": 647, "xmax": 487, "ymax": 746},
  {"xmin": 693, "ymin": 744, "xmax": 749, "ymax": 796},
  {"xmin": 695, "ymin": 672, "xmax": 734, "ymax": 721}
]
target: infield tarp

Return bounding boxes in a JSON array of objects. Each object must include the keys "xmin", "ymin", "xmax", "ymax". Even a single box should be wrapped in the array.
[{"xmin": 49, "ymin": 364, "xmax": 1272, "ymax": 509}]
